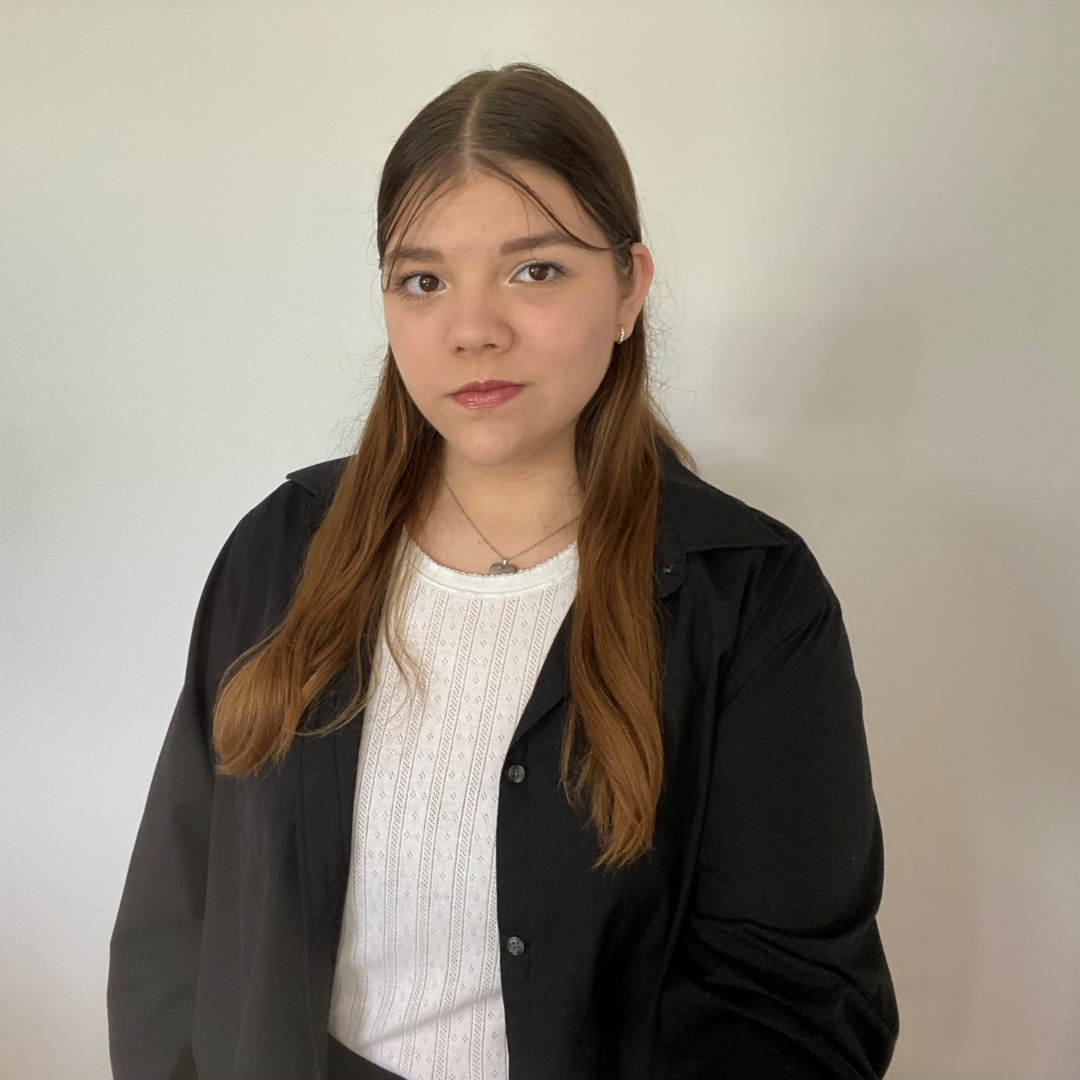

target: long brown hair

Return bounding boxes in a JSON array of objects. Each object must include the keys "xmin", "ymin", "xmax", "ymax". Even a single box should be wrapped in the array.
[{"xmin": 212, "ymin": 62, "xmax": 696, "ymax": 871}]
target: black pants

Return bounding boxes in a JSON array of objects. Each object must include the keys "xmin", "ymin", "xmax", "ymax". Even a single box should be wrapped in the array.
[{"xmin": 327, "ymin": 1034, "xmax": 408, "ymax": 1080}]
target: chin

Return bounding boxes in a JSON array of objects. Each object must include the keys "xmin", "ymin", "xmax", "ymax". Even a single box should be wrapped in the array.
[
  {"xmin": 445, "ymin": 437, "xmax": 525, "ymax": 467},
  {"xmin": 440, "ymin": 428, "xmax": 555, "ymax": 469}
]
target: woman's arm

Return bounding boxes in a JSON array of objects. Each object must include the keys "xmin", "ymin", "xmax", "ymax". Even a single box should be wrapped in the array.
[
  {"xmin": 660, "ymin": 547, "xmax": 899, "ymax": 1079},
  {"xmin": 107, "ymin": 527, "xmax": 242, "ymax": 1080}
]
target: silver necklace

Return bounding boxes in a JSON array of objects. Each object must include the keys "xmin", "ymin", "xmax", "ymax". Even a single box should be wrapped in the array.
[{"xmin": 442, "ymin": 477, "xmax": 580, "ymax": 575}]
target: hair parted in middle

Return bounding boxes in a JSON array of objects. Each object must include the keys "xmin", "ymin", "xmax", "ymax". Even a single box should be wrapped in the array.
[{"xmin": 211, "ymin": 61, "xmax": 697, "ymax": 872}]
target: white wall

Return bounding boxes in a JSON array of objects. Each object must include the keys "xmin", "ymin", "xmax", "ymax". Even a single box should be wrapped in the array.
[{"xmin": 2, "ymin": 3, "xmax": 1078, "ymax": 1077}]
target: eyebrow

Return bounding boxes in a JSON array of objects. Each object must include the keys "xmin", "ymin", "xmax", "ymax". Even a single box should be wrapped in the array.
[{"xmin": 388, "ymin": 229, "xmax": 575, "ymax": 264}]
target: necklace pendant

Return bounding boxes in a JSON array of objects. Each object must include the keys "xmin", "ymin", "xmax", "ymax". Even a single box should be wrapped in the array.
[{"xmin": 489, "ymin": 560, "xmax": 519, "ymax": 575}]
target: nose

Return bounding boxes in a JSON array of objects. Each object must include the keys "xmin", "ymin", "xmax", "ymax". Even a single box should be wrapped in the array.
[{"xmin": 446, "ymin": 279, "xmax": 512, "ymax": 356}]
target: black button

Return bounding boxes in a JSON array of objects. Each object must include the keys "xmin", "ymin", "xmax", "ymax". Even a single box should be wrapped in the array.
[
  {"xmin": 506, "ymin": 764, "xmax": 526, "ymax": 784},
  {"xmin": 506, "ymin": 935, "xmax": 525, "ymax": 956}
]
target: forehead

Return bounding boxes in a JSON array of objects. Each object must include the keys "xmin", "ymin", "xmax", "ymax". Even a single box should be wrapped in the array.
[{"xmin": 387, "ymin": 165, "xmax": 605, "ymax": 257}]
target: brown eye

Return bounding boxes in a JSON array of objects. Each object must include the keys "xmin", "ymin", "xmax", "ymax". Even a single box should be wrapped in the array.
[
  {"xmin": 394, "ymin": 272, "xmax": 444, "ymax": 299},
  {"xmin": 512, "ymin": 261, "xmax": 567, "ymax": 285}
]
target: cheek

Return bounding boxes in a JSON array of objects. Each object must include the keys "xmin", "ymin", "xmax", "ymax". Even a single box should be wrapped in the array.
[
  {"xmin": 385, "ymin": 311, "xmax": 436, "ymax": 385},
  {"xmin": 529, "ymin": 297, "xmax": 613, "ymax": 386}
]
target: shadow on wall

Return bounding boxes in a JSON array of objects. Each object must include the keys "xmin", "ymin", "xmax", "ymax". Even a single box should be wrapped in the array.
[{"xmin": 689, "ymin": 268, "xmax": 1080, "ymax": 1079}]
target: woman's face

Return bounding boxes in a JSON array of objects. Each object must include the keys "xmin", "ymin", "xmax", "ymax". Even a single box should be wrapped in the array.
[{"xmin": 382, "ymin": 164, "xmax": 653, "ymax": 474}]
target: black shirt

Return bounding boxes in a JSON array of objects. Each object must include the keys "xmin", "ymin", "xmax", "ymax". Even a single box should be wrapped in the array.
[{"xmin": 107, "ymin": 443, "xmax": 899, "ymax": 1079}]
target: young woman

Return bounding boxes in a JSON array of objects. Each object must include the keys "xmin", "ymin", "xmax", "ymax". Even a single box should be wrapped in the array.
[{"xmin": 108, "ymin": 63, "xmax": 898, "ymax": 1080}]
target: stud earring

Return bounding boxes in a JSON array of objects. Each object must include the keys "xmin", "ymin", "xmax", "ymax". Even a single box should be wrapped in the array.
[{"xmin": 617, "ymin": 324, "xmax": 626, "ymax": 345}]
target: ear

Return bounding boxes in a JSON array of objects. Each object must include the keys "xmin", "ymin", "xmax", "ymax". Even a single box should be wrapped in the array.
[{"xmin": 616, "ymin": 243, "xmax": 655, "ymax": 335}]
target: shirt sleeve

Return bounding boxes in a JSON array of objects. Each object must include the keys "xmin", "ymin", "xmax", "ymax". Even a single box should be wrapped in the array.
[
  {"xmin": 106, "ymin": 524, "xmax": 244, "ymax": 1080},
  {"xmin": 660, "ymin": 546, "xmax": 899, "ymax": 1079}
]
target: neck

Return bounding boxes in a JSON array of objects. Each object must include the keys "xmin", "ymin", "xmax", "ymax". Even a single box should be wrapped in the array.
[{"xmin": 437, "ymin": 437, "xmax": 583, "ymax": 544}]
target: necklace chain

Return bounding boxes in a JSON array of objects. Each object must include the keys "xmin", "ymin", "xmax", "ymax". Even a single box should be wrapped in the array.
[{"xmin": 442, "ymin": 477, "xmax": 580, "ymax": 574}]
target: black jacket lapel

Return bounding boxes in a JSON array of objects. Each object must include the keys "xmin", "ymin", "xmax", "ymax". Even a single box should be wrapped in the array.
[{"xmin": 507, "ymin": 603, "xmax": 574, "ymax": 753}]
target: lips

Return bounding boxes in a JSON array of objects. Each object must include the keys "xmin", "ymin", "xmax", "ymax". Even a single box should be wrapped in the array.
[
  {"xmin": 450, "ymin": 381, "xmax": 525, "ymax": 410},
  {"xmin": 450, "ymin": 379, "xmax": 523, "ymax": 394}
]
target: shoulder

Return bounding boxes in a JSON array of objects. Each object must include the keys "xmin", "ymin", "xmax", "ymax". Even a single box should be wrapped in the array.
[
  {"xmin": 658, "ymin": 450, "xmax": 840, "ymax": 644},
  {"xmin": 283, "ymin": 456, "xmax": 351, "ymax": 507},
  {"xmin": 229, "ymin": 455, "xmax": 350, "ymax": 544},
  {"xmin": 207, "ymin": 456, "xmax": 351, "ymax": 614}
]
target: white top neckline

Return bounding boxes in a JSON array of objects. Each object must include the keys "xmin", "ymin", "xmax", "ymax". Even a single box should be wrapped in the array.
[{"xmin": 404, "ymin": 532, "xmax": 578, "ymax": 594}]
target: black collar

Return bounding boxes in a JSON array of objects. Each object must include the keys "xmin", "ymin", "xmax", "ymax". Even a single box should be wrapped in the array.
[{"xmin": 284, "ymin": 441, "xmax": 785, "ymax": 601}]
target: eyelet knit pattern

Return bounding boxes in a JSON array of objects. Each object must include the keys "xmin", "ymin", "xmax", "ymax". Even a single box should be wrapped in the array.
[{"xmin": 329, "ymin": 530, "xmax": 578, "ymax": 1080}]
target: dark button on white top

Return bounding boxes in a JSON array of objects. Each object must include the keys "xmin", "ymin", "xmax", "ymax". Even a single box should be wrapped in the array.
[
  {"xmin": 506, "ymin": 935, "xmax": 525, "ymax": 956},
  {"xmin": 506, "ymin": 764, "xmax": 526, "ymax": 784}
]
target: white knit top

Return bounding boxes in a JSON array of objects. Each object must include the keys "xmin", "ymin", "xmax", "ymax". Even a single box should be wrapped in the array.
[{"xmin": 328, "ymin": 528, "xmax": 578, "ymax": 1080}]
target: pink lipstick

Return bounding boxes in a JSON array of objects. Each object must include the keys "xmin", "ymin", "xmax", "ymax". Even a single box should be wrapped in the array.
[{"xmin": 450, "ymin": 380, "xmax": 524, "ymax": 410}]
